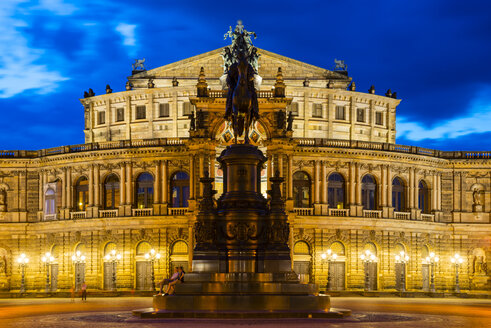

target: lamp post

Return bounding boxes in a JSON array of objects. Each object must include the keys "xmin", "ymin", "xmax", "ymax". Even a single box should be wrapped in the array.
[
  {"xmin": 425, "ymin": 252, "xmax": 439, "ymax": 293},
  {"xmin": 17, "ymin": 253, "xmax": 29, "ymax": 293},
  {"xmin": 41, "ymin": 252, "xmax": 55, "ymax": 292},
  {"xmin": 395, "ymin": 251, "xmax": 409, "ymax": 292},
  {"xmin": 450, "ymin": 253, "xmax": 464, "ymax": 293},
  {"xmin": 321, "ymin": 249, "xmax": 338, "ymax": 291},
  {"xmin": 360, "ymin": 250, "xmax": 377, "ymax": 292},
  {"xmin": 104, "ymin": 249, "xmax": 122, "ymax": 291},
  {"xmin": 71, "ymin": 251, "xmax": 86, "ymax": 291},
  {"xmin": 144, "ymin": 249, "xmax": 161, "ymax": 291}
]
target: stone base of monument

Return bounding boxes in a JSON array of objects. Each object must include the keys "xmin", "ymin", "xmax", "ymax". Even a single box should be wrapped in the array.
[{"xmin": 132, "ymin": 273, "xmax": 350, "ymax": 318}]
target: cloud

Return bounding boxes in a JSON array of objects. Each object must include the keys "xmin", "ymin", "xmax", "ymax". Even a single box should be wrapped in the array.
[
  {"xmin": 115, "ymin": 22, "xmax": 137, "ymax": 51},
  {"xmin": 397, "ymin": 87, "xmax": 491, "ymax": 141},
  {"xmin": 0, "ymin": 0, "xmax": 69, "ymax": 98},
  {"xmin": 37, "ymin": 0, "xmax": 77, "ymax": 15}
]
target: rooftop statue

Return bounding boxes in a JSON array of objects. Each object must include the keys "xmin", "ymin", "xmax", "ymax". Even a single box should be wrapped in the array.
[
  {"xmin": 132, "ymin": 58, "xmax": 146, "ymax": 71},
  {"xmin": 334, "ymin": 59, "xmax": 347, "ymax": 71},
  {"xmin": 223, "ymin": 21, "xmax": 260, "ymax": 144}
]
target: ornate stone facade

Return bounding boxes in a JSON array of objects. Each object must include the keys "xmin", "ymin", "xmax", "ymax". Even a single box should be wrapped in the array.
[{"xmin": 0, "ymin": 48, "xmax": 489, "ymax": 293}]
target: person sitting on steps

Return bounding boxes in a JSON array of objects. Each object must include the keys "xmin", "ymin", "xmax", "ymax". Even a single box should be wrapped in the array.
[
  {"xmin": 157, "ymin": 267, "xmax": 179, "ymax": 296},
  {"xmin": 165, "ymin": 266, "xmax": 185, "ymax": 296}
]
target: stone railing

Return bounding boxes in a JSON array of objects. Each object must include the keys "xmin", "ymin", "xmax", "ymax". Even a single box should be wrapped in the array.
[
  {"xmin": 293, "ymin": 208, "xmax": 314, "ymax": 216},
  {"xmin": 169, "ymin": 207, "xmax": 188, "ymax": 216},
  {"xmin": 99, "ymin": 209, "xmax": 118, "ymax": 218},
  {"xmin": 328, "ymin": 208, "xmax": 349, "ymax": 217},
  {"xmin": 394, "ymin": 211, "xmax": 411, "ymax": 220},
  {"xmin": 132, "ymin": 208, "xmax": 153, "ymax": 217},
  {"xmin": 421, "ymin": 213, "xmax": 435, "ymax": 222},
  {"xmin": 363, "ymin": 210, "xmax": 382, "ymax": 218},
  {"xmin": 70, "ymin": 211, "xmax": 86, "ymax": 219},
  {"xmin": 43, "ymin": 214, "xmax": 57, "ymax": 221},
  {"xmin": 207, "ymin": 90, "xmax": 274, "ymax": 98},
  {"xmin": 1, "ymin": 137, "xmax": 489, "ymax": 160}
]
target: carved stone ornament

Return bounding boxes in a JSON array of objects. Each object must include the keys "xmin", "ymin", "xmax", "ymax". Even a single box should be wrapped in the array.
[
  {"xmin": 226, "ymin": 222, "xmax": 257, "ymax": 242},
  {"xmin": 194, "ymin": 221, "xmax": 217, "ymax": 245}
]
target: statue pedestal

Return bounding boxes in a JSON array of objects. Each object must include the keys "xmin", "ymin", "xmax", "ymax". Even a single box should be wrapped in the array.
[
  {"xmin": 473, "ymin": 204, "xmax": 483, "ymax": 213},
  {"xmin": 134, "ymin": 143, "xmax": 346, "ymax": 318}
]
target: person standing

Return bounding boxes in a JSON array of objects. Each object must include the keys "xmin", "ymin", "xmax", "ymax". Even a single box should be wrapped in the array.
[{"xmin": 81, "ymin": 282, "xmax": 87, "ymax": 302}]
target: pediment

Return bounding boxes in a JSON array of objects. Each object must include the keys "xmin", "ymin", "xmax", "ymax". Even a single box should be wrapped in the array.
[{"xmin": 132, "ymin": 48, "xmax": 348, "ymax": 80}]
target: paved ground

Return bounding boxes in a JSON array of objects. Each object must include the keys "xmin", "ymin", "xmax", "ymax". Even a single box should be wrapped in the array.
[{"xmin": 0, "ymin": 297, "xmax": 489, "ymax": 328}]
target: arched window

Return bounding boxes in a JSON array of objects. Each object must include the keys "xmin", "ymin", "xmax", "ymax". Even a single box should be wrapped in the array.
[
  {"xmin": 74, "ymin": 177, "xmax": 89, "ymax": 211},
  {"xmin": 104, "ymin": 174, "xmax": 120, "ymax": 209},
  {"xmin": 395, "ymin": 243, "xmax": 405, "ymax": 254},
  {"xmin": 136, "ymin": 241, "xmax": 152, "ymax": 256},
  {"xmin": 293, "ymin": 241, "xmax": 310, "ymax": 255},
  {"xmin": 170, "ymin": 171, "xmax": 189, "ymax": 208},
  {"xmin": 136, "ymin": 173, "xmax": 154, "ymax": 208},
  {"xmin": 104, "ymin": 242, "xmax": 116, "ymax": 256},
  {"xmin": 421, "ymin": 245, "xmax": 429, "ymax": 260},
  {"xmin": 293, "ymin": 171, "xmax": 311, "ymax": 208},
  {"xmin": 364, "ymin": 242, "xmax": 378, "ymax": 257},
  {"xmin": 45, "ymin": 188, "xmax": 56, "ymax": 215},
  {"xmin": 418, "ymin": 180, "xmax": 430, "ymax": 214},
  {"xmin": 328, "ymin": 173, "xmax": 345, "ymax": 209},
  {"xmin": 392, "ymin": 177, "xmax": 406, "ymax": 211},
  {"xmin": 361, "ymin": 175, "xmax": 377, "ymax": 210},
  {"xmin": 330, "ymin": 241, "xmax": 345, "ymax": 256}
]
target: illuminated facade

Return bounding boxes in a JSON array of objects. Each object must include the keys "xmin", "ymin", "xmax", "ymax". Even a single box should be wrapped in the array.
[{"xmin": 0, "ymin": 47, "xmax": 489, "ymax": 293}]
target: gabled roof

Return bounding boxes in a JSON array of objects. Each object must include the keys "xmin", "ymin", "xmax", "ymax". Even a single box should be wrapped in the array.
[{"xmin": 131, "ymin": 48, "xmax": 349, "ymax": 80}]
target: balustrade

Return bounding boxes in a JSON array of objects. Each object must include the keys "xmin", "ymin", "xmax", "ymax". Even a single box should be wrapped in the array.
[
  {"xmin": 70, "ymin": 211, "xmax": 86, "ymax": 219},
  {"xmin": 363, "ymin": 210, "xmax": 382, "ymax": 218},
  {"xmin": 394, "ymin": 211, "xmax": 411, "ymax": 220},
  {"xmin": 99, "ymin": 209, "xmax": 118, "ymax": 218},
  {"xmin": 328, "ymin": 208, "xmax": 349, "ymax": 217},
  {"xmin": 421, "ymin": 213, "xmax": 435, "ymax": 222},
  {"xmin": 293, "ymin": 207, "xmax": 314, "ymax": 216},
  {"xmin": 132, "ymin": 208, "xmax": 153, "ymax": 217},
  {"xmin": 43, "ymin": 214, "xmax": 57, "ymax": 221},
  {"xmin": 169, "ymin": 207, "xmax": 188, "ymax": 216}
]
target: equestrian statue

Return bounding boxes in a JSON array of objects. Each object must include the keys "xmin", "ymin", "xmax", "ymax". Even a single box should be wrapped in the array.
[{"xmin": 223, "ymin": 21, "xmax": 260, "ymax": 144}]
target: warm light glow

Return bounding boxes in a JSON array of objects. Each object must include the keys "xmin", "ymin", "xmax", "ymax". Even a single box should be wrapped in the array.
[
  {"xmin": 156, "ymin": 253, "xmax": 161, "ymax": 259},
  {"xmin": 104, "ymin": 254, "xmax": 110, "ymax": 261},
  {"xmin": 360, "ymin": 254, "xmax": 365, "ymax": 260},
  {"xmin": 81, "ymin": 255, "xmax": 86, "ymax": 261},
  {"xmin": 17, "ymin": 253, "xmax": 29, "ymax": 265},
  {"xmin": 71, "ymin": 255, "xmax": 76, "ymax": 261},
  {"xmin": 321, "ymin": 253, "xmax": 327, "ymax": 260},
  {"xmin": 111, "ymin": 249, "xmax": 116, "ymax": 255},
  {"xmin": 42, "ymin": 256, "xmax": 46, "ymax": 262},
  {"xmin": 150, "ymin": 249, "xmax": 155, "ymax": 255},
  {"xmin": 395, "ymin": 255, "xmax": 400, "ymax": 261},
  {"xmin": 332, "ymin": 253, "xmax": 338, "ymax": 260},
  {"xmin": 76, "ymin": 251, "xmax": 81, "ymax": 257},
  {"xmin": 327, "ymin": 249, "xmax": 332, "ymax": 256},
  {"xmin": 451, "ymin": 253, "xmax": 464, "ymax": 264},
  {"xmin": 116, "ymin": 254, "xmax": 122, "ymax": 260},
  {"xmin": 369, "ymin": 254, "xmax": 376, "ymax": 261},
  {"xmin": 144, "ymin": 253, "xmax": 150, "ymax": 259}
]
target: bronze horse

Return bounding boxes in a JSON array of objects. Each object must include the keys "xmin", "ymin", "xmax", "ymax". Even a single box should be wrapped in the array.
[{"xmin": 231, "ymin": 55, "xmax": 255, "ymax": 143}]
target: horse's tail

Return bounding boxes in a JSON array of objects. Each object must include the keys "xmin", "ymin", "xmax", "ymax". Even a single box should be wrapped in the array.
[{"xmin": 237, "ymin": 116, "xmax": 244, "ymax": 137}]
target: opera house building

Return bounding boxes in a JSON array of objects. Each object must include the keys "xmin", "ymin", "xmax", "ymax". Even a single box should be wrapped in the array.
[{"xmin": 0, "ymin": 45, "xmax": 489, "ymax": 294}]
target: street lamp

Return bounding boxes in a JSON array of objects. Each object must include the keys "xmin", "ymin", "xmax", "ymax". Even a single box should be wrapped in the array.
[
  {"xmin": 360, "ymin": 250, "xmax": 377, "ymax": 292},
  {"xmin": 425, "ymin": 252, "xmax": 439, "ymax": 293},
  {"xmin": 321, "ymin": 249, "xmax": 338, "ymax": 291},
  {"xmin": 71, "ymin": 251, "xmax": 86, "ymax": 291},
  {"xmin": 104, "ymin": 249, "xmax": 122, "ymax": 291},
  {"xmin": 41, "ymin": 252, "xmax": 55, "ymax": 293},
  {"xmin": 395, "ymin": 251, "xmax": 409, "ymax": 292},
  {"xmin": 450, "ymin": 253, "xmax": 464, "ymax": 293},
  {"xmin": 16, "ymin": 253, "xmax": 29, "ymax": 293},
  {"xmin": 144, "ymin": 249, "xmax": 161, "ymax": 291}
]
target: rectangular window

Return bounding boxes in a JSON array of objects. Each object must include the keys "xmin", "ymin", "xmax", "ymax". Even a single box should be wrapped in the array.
[
  {"xmin": 159, "ymin": 103, "xmax": 170, "ymax": 117},
  {"xmin": 136, "ymin": 105, "xmax": 146, "ymax": 120},
  {"xmin": 182, "ymin": 102, "xmax": 192, "ymax": 116},
  {"xmin": 312, "ymin": 104, "xmax": 322, "ymax": 118},
  {"xmin": 335, "ymin": 106, "xmax": 345, "ymax": 120},
  {"xmin": 375, "ymin": 112, "xmax": 383, "ymax": 125},
  {"xmin": 289, "ymin": 102, "xmax": 299, "ymax": 116},
  {"xmin": 116, "ymin": 108, "xmax": 124, "ymax": 122},
  {"xmin": 357, "ymin": 108, "xmax": 365, "ymax": 122},
  {"xmin": 98, "ymin": 111, "xmax": 106, "ymax": 125}
]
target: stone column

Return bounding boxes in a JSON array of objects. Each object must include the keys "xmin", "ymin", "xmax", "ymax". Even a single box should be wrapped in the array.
[
  {"xmin": 199, "ymin": 154, "xmax": 204, "ymax": 198},
  {"xmin": 267, "ymin": 157, "xmax": 272, "ymax": 192},
  {"xmin": 432, "ymin": 174, "xmax": 438, "ymax": 211},
  {"xmin": 321, "ymin": 162, "xmax": 328, "ymax": 215},
  {"xmin": 94, "ymin": 164, "xmax": 100, "ymax": 207},
  {"xmin": 387, "ymin": 165, "xmax": 393, "ymax": 218},
  {"xmin": 409, "ymin": 168, "xmax": 415, "ymax": 208},
  {"xmin": 38, "ymin": 171, "xmax": 44, "ymax": 217},
  {"xmin": 288, "ymin": 155, "xmax": 293, "ymax": 199},
  {"xmin": 189, "ymin": 155, "xmax": 195, "ymax": 200},
  {"xmin": 437, "ymin": 174, "xmax": 442, "ymax": 211},
  {"xmin": 88, "ymin": 165, "xmax": 94, "ymax": 207},
  {"xmin": 125, "ymin": 162, "xmax": 132, "ymax": 205},
  {"xmin": 314, "ymin": 160, "xmax": 320, "ymax": 204},
  {"xmin": 120, "ymin": 163, "xmax": 126, "ymax": 206},
  {"xmin": 62, "ymin": 168, "xmax": 66, "ymax": 209},
  {"xmin": 355, "ymin": 163, "xmax": 361, "ymax": 205},
  {"xmin": 154, "ymin": 161, "xmax": 161, "ymax": 203},
  {"xmin": 210, "ymin": 155, "xmax": 215, "ymax": 187},
  {"xmin": 67, "ymin": 167, "xmax": 72, "ymax": 210},
  {"xmin": 381, "ymin": 165, "xmax": 387, "ymax": 207},
  {"xmin": 162, "ymin": 160, "xmax": 168, "ymax": 204}
]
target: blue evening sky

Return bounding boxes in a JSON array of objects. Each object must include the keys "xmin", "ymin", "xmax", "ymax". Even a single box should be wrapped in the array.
[{"xmin": 0, "ymin": 0, "xmax": 490, "ymax": 151}]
